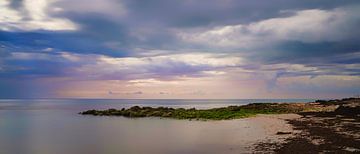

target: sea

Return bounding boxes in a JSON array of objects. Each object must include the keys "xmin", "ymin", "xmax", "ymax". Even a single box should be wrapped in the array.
[{"xmin": 0, "ymin": 99, "xmax": 315, "ymax": 154}]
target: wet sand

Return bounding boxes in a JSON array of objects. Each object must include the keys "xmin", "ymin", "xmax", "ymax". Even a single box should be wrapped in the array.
[
  {"xmin": 255, "ymin": 98, "xmax": 360, "ymax": 153},
  {"xmin": 244, "ymin": 114, "xmax": 301, "ymax": 152},
  {"xmin": 205, "ymin": 114, "xmax": 301, "ymax": 153}
]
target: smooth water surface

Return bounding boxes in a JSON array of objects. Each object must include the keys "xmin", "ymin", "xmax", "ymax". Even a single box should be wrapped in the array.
[{"xmin": 0, "ymin": 99, "xmax": 315, "ymax": 154}]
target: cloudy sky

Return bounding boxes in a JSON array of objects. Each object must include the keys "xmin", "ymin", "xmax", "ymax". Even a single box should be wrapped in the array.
[{"xmin": 0, "ymin": 0, "xmax": 359, "ymax": 99}]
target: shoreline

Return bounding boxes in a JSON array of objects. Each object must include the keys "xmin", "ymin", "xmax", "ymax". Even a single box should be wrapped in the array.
[
  {"xmin": 246, "ymin": 114, "xmax": 301, "ymax": 151},
  {"xmin": 80, "ymin": 102, "xmax": 322, "ymax": 120},
  {"xmin": 254, "ymin": 98, "xmax": 360, "ymax": 153},
  {"xmin": 79, "ymin": 97, "xmax": 360, "ymax": 153}
]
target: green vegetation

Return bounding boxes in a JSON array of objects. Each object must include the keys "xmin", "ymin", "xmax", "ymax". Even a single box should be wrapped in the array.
[{"xmin": 80, "ymin": 103, "xmax": 311, "ymax": 120}]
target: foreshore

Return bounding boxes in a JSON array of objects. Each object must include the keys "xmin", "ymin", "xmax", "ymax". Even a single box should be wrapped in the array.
[
  {"xmin": 80, "ymin": 98, "xmax": 360, "ymax": 153},
  {"xmin": 254, "ymin": 98, "xmax": 360, "ymax": 153}
]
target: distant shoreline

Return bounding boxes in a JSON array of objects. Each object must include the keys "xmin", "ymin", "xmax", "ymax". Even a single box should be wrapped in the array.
[{"xmin": 79, "ymin": 98, "xmax": 351, "ymax": 120}]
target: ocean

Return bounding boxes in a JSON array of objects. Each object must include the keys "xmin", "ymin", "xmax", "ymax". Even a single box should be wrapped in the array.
[{"xmin": 0, "ymin": 99, "xmax": 315, "ymax": 154}]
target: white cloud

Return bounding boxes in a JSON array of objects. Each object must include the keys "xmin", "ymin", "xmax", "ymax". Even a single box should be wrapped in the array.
[
  {"xmin": 202, "ymin": 71, "xmax": 226, "ymax": 75},
  {"xmin": 0, "ymin": 0, "xmax": 77, "ymax": 31},
  {"xmin": 260, "ymin": 63, "xmax": 318, "ymax": 73},
  {"xmin": 127, "ymin": 78, "xmax": 179, "ymax": 87},
  {"xmin": 178, "ymin": 6, "xmax": 360, "ymax": 48},
  {"xmin": 60, "ymin": 52, "xmax": 81, "ymax": 62},
  {"xmin": 55, "ymin": 0, "xmax": 127, "ymax": 18},
  {"xmin": 94, "ymin": 53, "xmax": 243, "ymax": 69},
  {"xmin": 75, "ymin": 53, "xmax": 244, "ymax": 78},
  {"xmin": 7, "ymin": 51, "xmax": 358, "ymax": 80},
  {"xmin": 9, "ymin": 52, "xmax": 53, "ymax": 60}
]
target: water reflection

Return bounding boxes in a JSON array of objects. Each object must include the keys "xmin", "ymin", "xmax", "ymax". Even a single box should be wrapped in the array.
[{"xmin": 0, "ymin": 99, "xmax": 312, "ymax": 154}]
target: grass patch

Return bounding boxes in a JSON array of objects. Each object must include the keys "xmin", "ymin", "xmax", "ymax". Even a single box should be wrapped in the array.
[{"xmin": 80, "ymin": 103, "xmax": 308, "ymax": 120}]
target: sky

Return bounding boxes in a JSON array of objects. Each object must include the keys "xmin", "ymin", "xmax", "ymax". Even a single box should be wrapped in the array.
[{"xmin": 0, "ymin": 0, "xmax": 359, "ymax": 99}]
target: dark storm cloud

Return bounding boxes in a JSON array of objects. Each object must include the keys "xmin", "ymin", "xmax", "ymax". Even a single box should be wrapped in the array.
[
  {"xmin": 8, "ymin": 0, "xmax": 23, "ymax": 9},
  {"xmin": 1, "ymin": 0, "xmax": 360, "ymax": 98},
  {"xmin": 3, "ymin": 0, "xmax": 360, "ymax": 58},
  {"xmin": 123, "ymin": 0, "xmax": 360, "ymax": 27},
  {"xmin": 51, "ymin": 0, "xmax": 360, "ymax": 53},
  {"xmin": 0, "ymin": 30, "xmax": 128, "ymax": 57},
  {"xmin": 250, "ymin": 41, "xmax": 360, "ymax": 65}
]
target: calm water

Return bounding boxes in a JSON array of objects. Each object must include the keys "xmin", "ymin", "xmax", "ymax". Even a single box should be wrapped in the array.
[{"xmin": 0, "ymin": 99, "xmax": 315, "ymax": 154}]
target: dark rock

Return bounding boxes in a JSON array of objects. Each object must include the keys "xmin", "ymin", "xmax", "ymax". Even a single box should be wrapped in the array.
[
  {"xmin": 335, "ymin": 105, "xmax": 360, "ymax": 116},
  {"xmin": 276, "ymin": 131, "xmax": 292, "ymax": 135}
]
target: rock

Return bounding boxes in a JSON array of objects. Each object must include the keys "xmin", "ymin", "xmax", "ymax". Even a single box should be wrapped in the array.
[
  {"xmin": 334, "ymin": 105, "xmax": 360, "ymax": 116},
  {"xmin": 276, "ymin": 131, "xmax": 292, "ymax": 135}
]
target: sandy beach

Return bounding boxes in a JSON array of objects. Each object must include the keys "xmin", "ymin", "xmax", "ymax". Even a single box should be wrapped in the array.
[
  {"xmin": 243, "ymin": 114, "xmax": 301, "ymax": 152},
  {"xmin": 255, "ymin": 98, "xmax": 360, "ymax": 153},
  {"xmin": 188, "ymin": 113, "xmax": 302, "ymax": 153}
]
